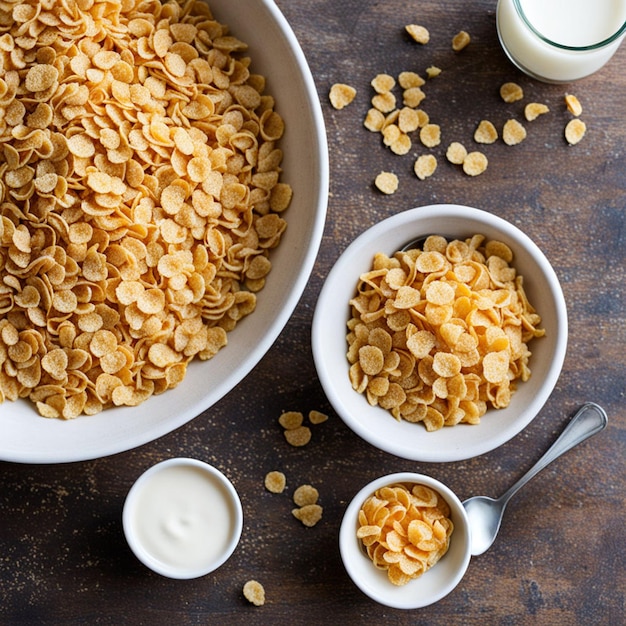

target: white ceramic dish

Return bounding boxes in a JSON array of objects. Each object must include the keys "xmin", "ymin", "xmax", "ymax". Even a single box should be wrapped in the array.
[
  {"xmin": 123, "ymin": 458, "xmax": 243, "ymax": 579},
  {"xmin": 339, "ymin": 472, "xmax": 471, "ymax": 609},
  {"xmin": 312, "ymin": 205, "xmax": 568, "ymax": 462},
  {"xmin": 0, "ymin": 0, "xmax": 328, "ymax": 464}
]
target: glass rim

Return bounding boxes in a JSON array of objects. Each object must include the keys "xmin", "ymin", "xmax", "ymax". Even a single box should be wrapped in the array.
[{"xmin": 513, "ymin": 0, "xmax": 626, "ymax": 51}]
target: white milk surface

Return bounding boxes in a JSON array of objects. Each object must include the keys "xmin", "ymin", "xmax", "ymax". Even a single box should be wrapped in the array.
[
  {"xmin": 497, "ymin": 0, "xmax": 626, "ymax": 81},
  {"xmin": 520, "ymin": 0, "xmax": 626, "ymax": 47}
]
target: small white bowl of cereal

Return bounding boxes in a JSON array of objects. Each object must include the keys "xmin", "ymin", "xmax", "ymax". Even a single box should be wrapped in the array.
[
  {"xmin": 339, "ymin": 472, "xmax": 471, "ymax": 609},
  {"xmin": 0, "ymin": 0, "xmax": 328, "ymax": 463},
  {"xmin": 312, "ymin": 205, "xmax": 567, "ymax": 462}
]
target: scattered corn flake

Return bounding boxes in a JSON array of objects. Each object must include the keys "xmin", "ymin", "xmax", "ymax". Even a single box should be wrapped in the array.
[
  {"xmin": 308, "ymin": 409, "xmax": 328, "ymax": 424},
  {"xmin": 474, "ymin": 120, "xmax": 498, "ymax": 144},
  {"xmin": 372, "ymin": 91, "xmax": 397, "ymax": 113},
  {"xmin": 419, "ymin": 123, "xmax": 441, "ymax": 148},
  {"xmin": 292, "ymin": 503, "xmax": 323, "ymax": 527},
  {"xmin": 389, "ymin": 133, "xmax": 412, "ymax": 155},
  {"xmin": 446, "ymin": 142, "xmax": 467, "ymax": 164},
  {"xmin": 398, "ymin": 107, "xmax": 421, "ymax": 133},
  {"xmin": 402, "ymin": 86, "xmax": 426, "ymax": 108},
  {"xmin": 524, "ymin": 102, "xmax": 550, "ymax": 121},
  {"xmin": 364, "ymin": 108, "xmax": 385, "ymax": 132},
  {"xmin": 329, "ymin": 83, "xmax": 357, "ymax": 110},
  {"xmin": 371, "ymin": 73, "xmax": 396, "ymax": 93},
  {"xmin": 414, "ymin": 154, "xmax": 437, "ymax": 180},
  {"xmin": 500, "ymin": 81, "xmax": 524, "ymax": 103},
  {"xmin": 565, "ymin": 94, "xmax": 582, "ymax": 116},
  {"xmin": 278, "ymin": 410, "xmax": 304, "ymax": 430},
  {"xmin": 426, "ymin": 65, "xmax": 442, "ymax": 78},
  {"xmin": 264, "ymin": 471, "xmax": 287, "ymax": 494},
  {"xmin": 284, "ymin": 425, "xmax": 312, "ymax": 447},
  {"xmin": 452, "ymin": 30, "xmax": 471, "ymax": 52},
  {"xmin": 502, "ymin": 119, "xmax": 527, "ymax": 145},
  {"xmin": 243, "ymin": 580, "xmax": 265, "ymax": 606},
  {"xmin": 293, "ymin": 484, "xmax": 319, "ymax": 507},
  {"xmin": 463, "ymin": 151, "xmax": 488, "ymax": 176},
  {"xmin": 405, "ymin": 24, "xmax": 430, "ymax": 44},
  {"xmin": 374, "ymin": 171, "xmax": 399, "ymax": 194},
  {"xmin": 398, "ymin": 71, "xmax": 425, "ymax": 89},
  {"xmin": 565, "ymin": 118, "xmax": 586, "ymax": 145}
]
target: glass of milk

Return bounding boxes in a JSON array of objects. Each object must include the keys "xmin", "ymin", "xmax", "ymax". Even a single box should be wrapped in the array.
[{"xmin": 496, "ymin": 0, "xmax": 626, "ymax": 82}]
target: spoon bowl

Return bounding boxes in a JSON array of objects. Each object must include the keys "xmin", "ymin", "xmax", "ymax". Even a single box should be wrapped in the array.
[{"xmin": 463, "ymin": 402, "xmax": 608, "ymax": 555}]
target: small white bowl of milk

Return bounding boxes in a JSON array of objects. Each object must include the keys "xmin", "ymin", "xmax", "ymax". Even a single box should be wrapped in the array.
[
  {"xmin": 496, "ymin": 0, "xmax": 626, "ymax": 82},
  {"xmin": 123, "ymin": 458, "xmax": 243, "ymax": 579}
]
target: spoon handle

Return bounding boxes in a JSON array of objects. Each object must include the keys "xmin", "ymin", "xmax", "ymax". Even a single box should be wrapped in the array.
[{"xmin": 499, "ymin": 402, "xmax": 608, "ymax": 504}]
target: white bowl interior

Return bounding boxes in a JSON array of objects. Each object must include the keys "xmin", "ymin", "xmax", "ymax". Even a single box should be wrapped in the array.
[
  {"xmin": 313, "ymin": 205, "xmax": 568, "ymax": 462},
  {"xmin": 0, "ymin": 0, "xmax": 328, "ymax": 463},
  {"xmin": 122, "ymin": 458, "xmax": 243, "ymax": 579},
  {"xmin": 339, "ymin": 472, "xmax": 471, "ymax": 609}
]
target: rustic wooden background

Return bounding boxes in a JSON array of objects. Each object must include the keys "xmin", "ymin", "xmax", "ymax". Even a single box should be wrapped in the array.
[{"xmin": 1, "ymin": 1, "xmax": 624, "ymax": 624}]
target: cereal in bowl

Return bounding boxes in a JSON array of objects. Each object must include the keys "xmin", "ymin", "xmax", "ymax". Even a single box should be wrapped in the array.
[
  {"xmin": 357, "ymin": 483, "xmax": 453, "ymax": 586},
  {"xmin": 346, "ymin": 235, "xmax": 544, "ymax": 430}
]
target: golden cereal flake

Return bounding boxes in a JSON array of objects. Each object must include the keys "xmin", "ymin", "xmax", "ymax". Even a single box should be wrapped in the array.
[
  {"xmin": 284, "ymin": 425, "xmax": 312, "ymax": 447},
  {"xmin": 264, "ymin": 471, "xmax": 287, "ymax": 494},
  {"xmin": 413, "ymin": 154, "xmax": 437, "ymax": 180},
  {"xmin": 452, "ymin": 30, "xmax": 471, "ymax": 51},
  {"xmin": 372, "ymin": 91, "xmax": 397, "ymax": 113},
  {"xmin": 278, "ymin": 410, "xmax": 304, "ymax": 430},
  {"xmin": 308, "ymin": 409, "xmax": 328, "ymax": 424},
  {"xmin": 292, "ymin": 503, "xmax": 323, "ymax": 527},
  {"xmin": 374, "ymin": 171, "xmax": 399, "ymax": 194},
  {"xmin": 565, "ymin": 94, "xmax": 583, "ymax": 116},
  {"xmin": 398, "ymin": 71, "xmax": 425, "ymax": 89},
  {"xmin": 405, "ymin": 24, "xmax": 430, "ymax": 44},
  {"xmin": 243, "ymin": 580, "xmax": 266, "ymax": 606},
  {"xmin": 293, "ymin": 484, "xmax": 319, "ymax": 507},
  {"xmin": 462, "ymin": 151, "xmax": 488, "ymax": 176},
  {"xmin": 329, "ymin": 83, "xmax": 357, "ymax": 109},
  {"xmin": 419, "ymin": 123, "xmax": 441, "ymax": 148},
  {"xmin": 426, "ymin": 65, "xmax": 442, "ymax": 78},
  {"xmin": 524, "ymin": 102, "xmax": 550, "ymax": 121},
  {"xmin": 371, "ymin": 73, "xmax": 396, "ymax": 94},
  {"xmin": 500, "ymin": 81, "xmax": 524, "ymax": 103},
  {"xmin": 565, "ymin": 118, "xmax": 587, "ymax": 145},
  {"xmin": 402, "ymin": 86, "xmax": 426, "ymax": 108},
  {"xmin": 502, "ymin": 119, "xmax": 527, "ymax": 145},
  {"xmin": 364, "ymin": 108, "xmax": 385, "ymax": 132},
  {"xmin": 446, "ymin": 142, "xmax": 467, "ymax": 165},
  {"xmin": 474, "ymin": 120, "xmax": 498, "ymax": 144}
]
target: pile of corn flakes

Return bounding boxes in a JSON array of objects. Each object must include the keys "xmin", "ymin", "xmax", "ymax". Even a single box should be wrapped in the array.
[{"xmin": 0, "ymin": 0, "xmax": 292, "ymax": 418}]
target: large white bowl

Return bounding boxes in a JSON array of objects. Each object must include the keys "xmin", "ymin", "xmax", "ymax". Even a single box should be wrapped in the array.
[
  {"xmin": 312, "ymin": 205, "xmax": 568, "ymax": 462},
  {"xmin": 0, "ymin": 0, "xmax": 328, "ymax": 464}
]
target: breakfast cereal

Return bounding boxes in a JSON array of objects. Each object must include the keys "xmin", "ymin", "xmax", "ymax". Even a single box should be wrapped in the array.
[
  {"xmin": 0, "ymin": 0, "xmax": 292, "ymax": 418},
  {"xmin": 357, "ymin": 483, "xmax": 453, "ymax": 586},
  {"xmin": 329, "ymin": 83, "xmax": 357, "ymax": 110},
  {"xmin": 346, "ymin": 235, "xmax": 544, "ymax": 429},
  {"xmin": 243, "ymin": 580, "xmax": 266, "ymax": 606}
]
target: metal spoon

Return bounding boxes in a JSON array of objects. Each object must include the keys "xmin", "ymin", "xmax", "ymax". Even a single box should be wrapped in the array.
[{"xmin": 462, "ymin": 402, "xmax": 608, "ymax": 556}]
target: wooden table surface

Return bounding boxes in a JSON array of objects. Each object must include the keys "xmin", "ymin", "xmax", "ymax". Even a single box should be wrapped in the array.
[{"xmin": 1, "ymin": 1, "xmax": 625, "ymax": 624}]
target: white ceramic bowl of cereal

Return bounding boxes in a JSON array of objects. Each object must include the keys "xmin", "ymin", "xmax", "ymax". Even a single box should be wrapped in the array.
[
  {"xmin": 0, "ymin": 0, "xmax": 328, "ymax": 463},
  {"xmin": 339, "ymin": 472, "xmax": 471, "ymax": 609},
  {"xmin": 312, "ymin": 205, "xmax": 567, "ymax": 462}
]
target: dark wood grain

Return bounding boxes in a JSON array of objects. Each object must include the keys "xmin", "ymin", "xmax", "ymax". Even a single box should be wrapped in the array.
[{"xmin": 1, "ymin": 1, "xmax": 625, "ymax": 624}]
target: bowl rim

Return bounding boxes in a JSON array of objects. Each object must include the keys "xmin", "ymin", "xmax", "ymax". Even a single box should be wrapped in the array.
[
  {"xmin": 339, "ymin": 471, "xmax": 471, "ymax": 609},
  {"xmin": 312, "ymin": 204, "xmax": 568, "ymax": 462},
  {"xmin": 0, "ymin": 0, "xmax": 329, "ymax": 464},
  {"xmin": 122, "ymin": 457, "xmax": 243, "ymax": 579}
]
